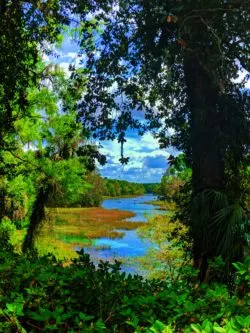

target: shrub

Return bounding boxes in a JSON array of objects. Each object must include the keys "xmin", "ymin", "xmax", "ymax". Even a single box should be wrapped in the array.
[{"xmin": 0, "ymin": 249, "xmax": 249, "ymax": 332}]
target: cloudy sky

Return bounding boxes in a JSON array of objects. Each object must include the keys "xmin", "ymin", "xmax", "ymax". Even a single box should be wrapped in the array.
[
  {"xmin": 44, "ymin": 36, "xmax": 177, "ymax": 183},
  {"xmin": 99, "ymin": 130, "xmax": 174, "ymax": 183}
]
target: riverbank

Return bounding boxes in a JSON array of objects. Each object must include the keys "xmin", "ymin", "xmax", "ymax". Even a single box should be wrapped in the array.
[
  {"xmin": 143, "ymin": 199, "xmax": 176, "ymax": 211},
  {"xmin": 102, "ymin": 194, "xmax": 145, "ymax": 199}
]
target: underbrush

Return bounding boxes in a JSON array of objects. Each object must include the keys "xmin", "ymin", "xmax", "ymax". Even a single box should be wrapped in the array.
[{"xmin": 0, "ymin": 249, "xmax": 249, "ymax": 332}]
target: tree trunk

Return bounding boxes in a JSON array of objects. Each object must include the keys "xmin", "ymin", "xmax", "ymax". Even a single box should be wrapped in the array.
[
  {"xmin": 183, "ymin": 55, "xmax": 225, "ymax": 281},
  {"xmin": 22, "ymin": 184, "xmax": 50, "ymax": 252},
  {"xmin": 184, "ymin": 57, "xmax": 225, "ymax": 193}
]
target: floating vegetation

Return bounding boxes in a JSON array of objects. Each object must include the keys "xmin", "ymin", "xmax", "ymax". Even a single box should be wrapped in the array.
[
  {"xmin": 93, "ymin": 244, "xmax": 112, "ymax": 251},
  {"xmin": 35, "ymin": 207, "xmax": 146, "ymax": 260}
]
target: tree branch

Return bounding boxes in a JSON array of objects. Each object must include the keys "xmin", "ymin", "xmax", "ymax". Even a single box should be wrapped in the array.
[
  {"xmin": 182, "ymin": 1, "xmax": 250, "ymax": 18},
  {"xmin": 7, "ymin": 150, "xmax": 41, "ymax": 170}
]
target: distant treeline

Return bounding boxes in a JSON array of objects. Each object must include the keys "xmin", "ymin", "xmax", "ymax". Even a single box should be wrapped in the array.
[
  {"xmin": 143, "ymin": 183, "xmax": 158, "ymax": 193},
  {"xmin": 103, "ymin": 178, "xmax": 157, "ymax": 197},
  {"xmin": 104, "ymin": 178, "xmax": 145, "ymax": 197},
  {"xmin": 79, "ymin": 176, "xmax": 158, "ymax": 206},
  {"xmin": 48, "ymin": 173, "xmax": 158, "ymax": 208}
]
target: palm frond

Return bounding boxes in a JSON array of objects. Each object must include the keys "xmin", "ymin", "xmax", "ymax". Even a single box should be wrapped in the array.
[{"xmin": 191, "ymin": 189, "xmax": 248, "ymax": 268}]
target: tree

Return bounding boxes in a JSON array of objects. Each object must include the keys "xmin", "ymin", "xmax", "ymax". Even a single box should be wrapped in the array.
[
  {"xmin": 74, "ymin": 171, "xmax": 105, "ymax": 207},
  {"xmin": 0, "ymin": 58, "xmax": 106, "ymax": 251},
  {"xmin": 157, "ymin": 154, "xmax": 192, "ymax": 203},
  {"xmin": 103, "ymin": 178, "xmax": 145, "ymax": 197},
  {"xmin": 74, "ymin": 0, "xmax": 250, "ymax": 280},
  {"xmin": 0, "ymin": 0, "xmax": 73, "ymax": 220}
]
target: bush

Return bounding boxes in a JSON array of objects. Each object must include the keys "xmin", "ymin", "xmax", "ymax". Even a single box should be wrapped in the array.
[
  {"xmin": 0, "ymin": 216, "xmax": 16, "ymax": 251},
  {"xmin": 0, "ymin": 249, "xmax": 249, "ymax": 332}
]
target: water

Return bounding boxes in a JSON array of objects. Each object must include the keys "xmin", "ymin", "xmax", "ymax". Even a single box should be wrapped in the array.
[
  {"xmin": 83, "ymin": 194, "xmax": 165, "ymax": 271},
  {"xmin": 102, "ymin": 194, "xmax": 162, "ymax": 222},
  {"xmin": 92, "ymin": 229, "xmax": 152, "ymax": 258}
]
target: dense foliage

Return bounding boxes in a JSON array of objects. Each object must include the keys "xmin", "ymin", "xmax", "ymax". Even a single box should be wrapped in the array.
[
  {"xmin": 103, "ymin": 179, "xmax": 146, "ymax": 197},
  {"xmin": 0, "ymin": 59, "xmax": 106, "ymax": 251},
  {"xmin": 143, "ymin": 183, "xmax": 159, "ymax": 194},
  {"xmin": 0, "ymin": 248, "xmax": 249, "ymax": 333},
  {"xmin": 0, "ymin": 0, "xmax": 86, "ymax": 250},
  {"xmin": 156, "ymin": 154, "xmax": 191, "ymax": 203}
]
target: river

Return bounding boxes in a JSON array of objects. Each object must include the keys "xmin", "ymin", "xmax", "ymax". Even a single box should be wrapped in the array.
[{"xmin": 84, "ymin": 194, "xmax": 165, "ymax": 273}]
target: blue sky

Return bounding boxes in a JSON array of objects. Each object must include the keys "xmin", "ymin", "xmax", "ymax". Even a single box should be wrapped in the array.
[{"xmin": 43, "ymin": 36, "xmax": 177, "ymax": 183}]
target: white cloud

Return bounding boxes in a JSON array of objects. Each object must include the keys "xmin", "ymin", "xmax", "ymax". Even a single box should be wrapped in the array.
[
  {"xmin": 98, "ymin": 132, "xmax": 170, "ymax": 182},
  {"xmin": 42, "ymin": 53, "xmax": 50, "ymax": 62},
  {"xmin": 232, "ymin": 68, "xmax": 250, "ymax": 88},
  {"xmin": 58, "ymin": 62, "xmax": 71, "ymax": 77},
  {"xmin": 67, "ymin": 52, "xmax": 78, "ymax": 59}
]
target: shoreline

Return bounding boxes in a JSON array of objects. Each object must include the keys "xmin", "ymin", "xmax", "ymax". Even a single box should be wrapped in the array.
[
  {"xmin": 102, "ymin": 193, "xmax": 153, "ymax": 200},
  {"xmin": 142, "ymin": 199, "xmax": 175, "ymax": 211}
]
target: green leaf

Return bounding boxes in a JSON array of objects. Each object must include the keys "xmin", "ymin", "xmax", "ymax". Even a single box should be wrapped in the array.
[
  {"xmin": 150, "ymin": 320, "xmax": 167, "ymax": 332},
  {"xmin": 79, "ymin": 312, "xmax": 95, "ymax": 322},
  {"xmin": 6, "ymin": 303, "xmax": 14, "ymax": 312},
  {"xmin": 236, "ymin": 315, "xmax": 250, "ymax": 327},
  {"xmin": 191, "ymin": 323, "xmax": 202, "ymax": 333},
  {"xmin": 213, "ymin": 323, "xmax": 227, "ymax": 333},
  {"xmin": 202, "ymin": 319, "xmax": 213, "ymax": 333}
]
